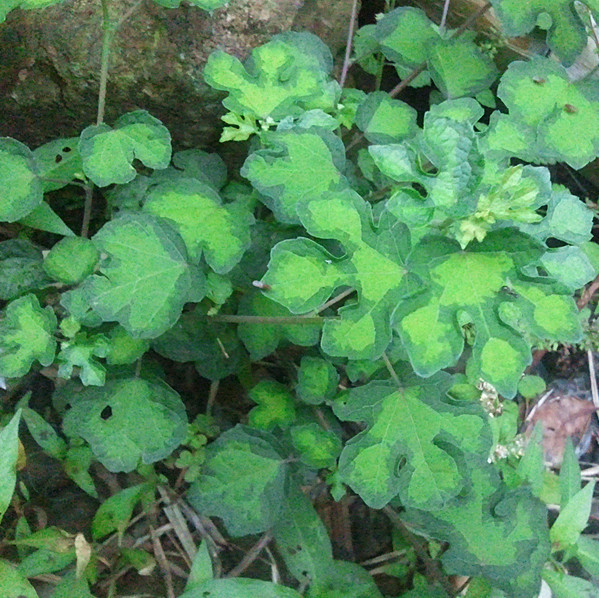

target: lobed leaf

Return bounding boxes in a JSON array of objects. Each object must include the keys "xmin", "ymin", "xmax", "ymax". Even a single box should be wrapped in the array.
[{"xmin": 0, "ymin": 239, "xmax": 53, "ymax": 301}]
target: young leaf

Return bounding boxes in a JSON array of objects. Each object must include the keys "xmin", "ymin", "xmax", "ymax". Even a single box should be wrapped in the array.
[
  {"xmin": 405, "ymin": 461, "xmax": 551, "ymax": 598},
  {"xmin": 290, "ymin": 423, "xmax": 341, "ymax": 469},
  {"xmin": 295, "ymin": 356, "xmax": 339, "ymax": 405},
  {"xmin": 105, "ymin": 325, "xmax": 150, "ymax": 365},
  {"xmin": 178, "ymin": 578, "xmax": 302, "ymax": 598},
  {"xmin": 0, "ymin": 410, "xmax": 21, "ymax": 525},
  {"xmin": 0, "ymin": 294, "xmax": 57, "ymax": 378},
  {"xmin": 187, "ymin": 425, "xmax": 289, "ymax": 536},
  {"xmin": 395, "ymin": 230, "xmax": 581, "ymax": 398},
  {"xmin": 0, "ymin": 239, "xmax": 52, "ymax": 301},
  {"xmin": 43, "ymin": 237, "xmax": 99, "ymax": 285},
  {"xmin": 248, "ymin": 379, "xmax": 296, "ymax": 431},
  {"xmin": 62, "ymin": 377, "xmax": 187, "ymax": 472},
  {"xmin": 79, "ymin": 110, "xmax": 171, "ymax": 186},
  {"xmin": 241, "ymin": 128, "xmax": 347, "ymax": 224},
  {"xmin": 0, "ymin": 559, "xmax": 39, "ymax": 598},
  {"xmin": 490, "ymin": 0, "xmax": 599, "ymax": 66},
  {"xmin": 550, "ymin": 481, "xmax": 595, "ymax": 550},
  {"xmin": 263, "ymin": 189, "xmax": 417, "ymax": 360},
  {"xmin": 184, "ymin": 540, "xmax": 213, "ymax": 591},
  {"xmin": 204, "ymin": 32, "xmax": 339, "ymax": 121},
  {"xmin": 485, "ymin": 57, "xmax": 599, "ymax": 169},
  {"xmin": 333, "ymin": 376, "xmax": 490, "ymax": 509},
  {"xmin": 237, "ymin": 293, "xmax": 321, "ymax": 360},
  {"xmin": 272, "ymin": 488, "xmax": 334, "ymax": 585},
  {"xmin": 142, "ymin": 178, "xmax": 252, "ymax": 272},
  {"xmin": 56, "ymin": 332, "xmax": 109, "ymax": 386},
  {"xmin": 83, "ymin": 212, "xmax": 205, "ymax": 338},
  {"xmin": 0, "ymin": 137, "xmax": 43, "ymax": 222}
]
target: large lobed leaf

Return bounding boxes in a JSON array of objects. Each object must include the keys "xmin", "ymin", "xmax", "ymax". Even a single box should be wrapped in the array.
[
  {"xmin": 83, "ymin": 212, "xmax": 205, "ymax": 339},
  {"xmin": 333, "ymin": 375, "xmax": 490, "ymax": 509}
]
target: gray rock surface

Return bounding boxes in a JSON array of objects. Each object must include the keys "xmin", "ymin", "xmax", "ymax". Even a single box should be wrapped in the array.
[{"xmin": 0, "ymin": 0, "xmax": 356, "ymax": 148}]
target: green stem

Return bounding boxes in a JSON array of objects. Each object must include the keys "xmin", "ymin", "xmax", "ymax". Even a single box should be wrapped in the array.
[
  {"xmin": 96, "ymin": 0, "xmax": 114, "ymax": 126},
  {"xmin": 204, "ymin": 314, "xmax": 329, "ymax": 325}
]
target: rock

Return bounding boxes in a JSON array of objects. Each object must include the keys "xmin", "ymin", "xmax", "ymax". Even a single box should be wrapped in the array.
[{"xmin": 0, "ymin": 0, "xmax": 356, "ymax": 148}]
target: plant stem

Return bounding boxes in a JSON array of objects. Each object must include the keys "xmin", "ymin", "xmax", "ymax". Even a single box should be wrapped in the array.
[
  {"xmin": 204, "ymin": 314, "xmax": 328, "ymax": 325},
  {"xmin": 96, "ymin": 0, "xmax": 114, "ymax": 126},
  {"xmin": 339, "ymin": 0, "xmax": 360, "ymax": 88},
  {"xmin": 311, "ymin": 287, "xmax": 355, "ymax": 315},
  {"xmin": 439, "ymin": 0, "xmax": 451, "ymax": 33},
  {"xmin": 382, "ymin": 352, "xmax": 402, "ymax": 387},
  {"xmin": 81, "ymin": 183, "xmax": 94, "ymax": 238}
]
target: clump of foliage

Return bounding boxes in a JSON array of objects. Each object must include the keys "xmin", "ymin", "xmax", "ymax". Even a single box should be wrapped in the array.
[{"xmin": 1, "ymin": 0, "xmax": 599, "ymax": 596}]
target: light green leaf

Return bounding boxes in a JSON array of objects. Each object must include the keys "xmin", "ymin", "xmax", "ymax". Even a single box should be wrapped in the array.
[
  {"xmin": 355, "ymin": 92, "xmax": 418, "ymax": 144},
  {"xmin": 63, "ymin": 445, "xmax": 97, "ymax": 498},
  {"xmin": 0, "ymin": 137, "xmax": 43, "ymax": 222},
  {"xmin": 19, "ymin": 202, "xmax": 75, "ymax": 237},
  {"xmin": 142, "ymin": 178, "xmax": 252, "ymax": 271},
  {"xmin": 333, "ymin": 376, "xmax": 490, "ymax": 509},
  {"xmin": 0, "ymin": 239, "xmax": 53, "ymax": 301},
  {"xmin": 237, "ymin": 293, "xmax": 321, "ymax": 360},
  {"xmin": 0, "ymin": 411, "xmax": 21, "ymax": 524},
  {"xmin": 542, "ymin": 569, "xmax": 599, "ymax": 598},
  {"xmin": 517, "ymin": 375, "xmax": 546, "ymax": 399},
  {"xmin": 105, "ymin": 325, "xmax": 150, "ymax": 365},
  {"xmin": 540, "ymin": 246, "xmax": 596, "ymax": 291},
  {"xmin": 395, "ymin": 230, "xmax": 581, "ymax": 397},
  {"xmin": 405, "ymin": 460, "xmax": 550, "ymax": 598},
  {"xmin": 22, "ymin": 407, "xmax": 67, "ymax": 460},
  {"xmin": 550, "ymin": 481, "xmax": 595, "ymax": 549},
  {"xmin": 273, "ymin": 488, "xmax": 334, "ymax": 585},
  {"xmin": 17, "ymin": 548, "xmax": 75, "ymax": 578},
  {"xmin": 92, "ymin": 483, "xmax": 151, "ymax": 540},
  {"xmin": 575, "ymin": 535, "xmax": 599, "ymax": 577},
  {"xmin": 485, "ymin": 57, "xmax": 599, "ymax": 169},
  {"xmin": 263, "ymin": 189, "xmax": 416, "ymax": 360},
  {"xmin": 0, "ymin": 559, "xmax": 39, "ymax": 598},
  {"xmin": 204, "ymin": 32, "xmax": 339, "ymax": 121},
  {"xmin": 79, "ymin": 110, "xmax": 171, "ymax": 186},
  {"xmin": 184, "ymin": 540, "xmax": 213, "ymax": 590},
  {"xmin": 43, "ymin": 237, "xmax": 99, "ymax": 285},
  {"xmin": 248, "ymin": 379, "xmax": 296, "ymax": 431},
  {"xmin": 179, "ymin": 578, "xmax": 302, "ymax": 598},
  {"xmin": 84, "ymin": 212, "xmax": 205, "ymax": 338},
  {"xmin": 32, "ymin": 137, "xmax": 83, "ymax": 192},
  {"xmin": 490, "ymin": 0, "xmax": 599, "ymax": 66},
  {"xmin": 306, "ymin": 560, "xmax": 384, "ymax": 598},
  {"xmin": 57, "ymin": 332, "xmax": 109, "ymax": 386},
  {"xmin": 296, "ymin": 356, "xmax": 339, "ymax": 405},
  {"xmin": 242, "ymin": 128, "xmax": 347, "ymax": 224},
  {"xmin": 0, "ymin": 294, "xmax": 57, "ymax": 378},
  {"xmin": 290, "ymin": 423, "xmax": 341, "ymax": 469},
  {"xmin": 559, "ymin": 440, "xmax": 581, "ymax": 508},
  {"xmin": 50, "ymin": 571, "xmax": 95, "ymax": 598},
  {"xmin": 62, "ymin": 377, "xmax": 187, "ymax": 472},
  {"xmin": 188, "ymin": 425, "xmax": 288, "ymax": 536},
  {"xmin": 427, "ymin": 35, "xmax": 498, "ymax": 99}
]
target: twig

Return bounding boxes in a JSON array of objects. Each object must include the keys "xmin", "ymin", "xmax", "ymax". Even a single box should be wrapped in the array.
[
  {"xmin": 439, "ymin": 0, "xmax": 451, "ymax": 33},
  {"xmin": 311, "ymin": 287, "xmax": 356, "ymax": 315},
  {"xmin": 578, "ymin": 274, "xmax": 599, "ymax": 310},
  {"xmin": 225, "ymin": 530, "xmax": 273, "ymax": 578},
  {"xmin": 588, "ymin": 349, "xmax": 599, "ymax": 412},
  {"xmin": 383, "ymin": 506, "xmax": 455, "ymax": 597},
  {"xmin": 157, "ymin": 487, "xmax": 198, "ymax": 561},
  {"xmin": 339, "ymin": 0, "xmax": 360, "ymax": 88},
  {"xmin": 151, "ymin": 525, "xmax": 176, "ymax": 598},
  {"xmin": 81, "ymin": 183, "xmax": 94, "ymax": 238},
  {"xmin": 206, "ymin": 379, "xmax": 220, "ymax": 417}
]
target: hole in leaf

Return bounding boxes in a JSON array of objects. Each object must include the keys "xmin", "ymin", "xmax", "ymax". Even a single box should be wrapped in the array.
[
  {"xmin": 55, "ymin": 154, "xmax": 63, "ymax": 163},
  {"xmin": 62, "ymin": 146, "xmax": 72, "ymax": 152},
  {"xmin": 100, "ymin": 405, "xmax": 113, "ymax": 420},
  {"xmin": 411, "ymin": 182, "xmax": 427, "ymax": 197}
]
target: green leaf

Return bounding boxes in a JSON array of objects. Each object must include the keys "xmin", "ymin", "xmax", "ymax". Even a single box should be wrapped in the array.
[
  {"xmin": 306, "ymin": 560, "xmax": 384, "ymax": 598},
  {"xmin": 0, "ymin": 411, "xmax": 21, "ymax": 525},
  {"xmin": 0, "ymin": 294, "xmax": 57, "ymax": 378},
  {"xmin": 0, "ymin": 559, "xmax": 39, "ymax": 598},
  {"xmin": 575, "ymin": 535, "xmax": 599, "ymax": 576},
  {"xmin": 62, "ymin": 377, "xmax": 187, "ymax": 472},
  {"xmin": 296, "ymin": 356, "xmax": 339, "ymax": 405},
  {"xmin": 179, "ymin": 578, "xmax": 302, "ymax": 598},
  {"xmin": 405, "ymin": 460, "xmax": 551, "ymax": 598},
  {"xmin": 490, "ymin": 0, "xmax": 599, "ymax": 66},
  {"xmin": 32, "ymin": 137, "xmax": 83, "ymax": 192},
  {"xmin": 540, "ymin": 246, "xmax": 596, "ymax": 291},
  {"xmin": 0, "ymin": 239, "xmax": 53, "ymax": 301},
  {"xmin": 105, "ymin": 325, "xmax": 150, "ymax": 365},
  {"xmin": 19, "ymin": 202, "xmax": 75, "ymax": 237},
  {"xmin": 172, "ymin": 149, "xmax": 228, "ymax": 190},
  {"xmin": 272, "ymin": 488, "xmax": 334, "ymax": 585},
  {"xmin": 63, "ymin": 445, "xmax": 97, "ymax": 498},
  {"xmin": 22, "ymin": 407, "xmax": 67, "ymax": 460},
  {"xmin": 290, "ymin": 423, "xmax": 341, "ymax": 469},
  {"xmin": 92, "ymin": 483, "xmax": 151, "ymax": 540},
  {"xmin": 44, "ymin": 237, "xmax": 99, "ymax": 285},
  {"xmin": 142, "ymin": 178, "xmax": 253, "ymax": 271},
  {"xmin": 395, "ymin": 230, "xmax": 581, "ymax": 397},
  {"xmin": 84, "ymin": 212, "xmax": 205, "ymax": 338},
  {"xmin": 188, "ymin": 425, "xmax": 289, "ymax": 536},
  {"xmin": 485, "ymin": 57, "xmax": 599, "ymax": 169},
  {"xmin": 263, "ymin": 189, "xmax": 416, "ymax": 360},
  {"xmin": 248, "ymin": 379, "xmax": 296, "ymax": 431},
  {"xmin": 50, "ymin": 570, "xmax": 95, "ymax": 598},
  {"xmin": 333, "ymin": 376, "xmax": 490, "ymax": 509},
  {"xmin": 427, "ymin": 35, "xmax": 498, "ymax": 99},
  {"xmin": 559, "ymin": 440, "xmax": 581, "ymax": 508},
  {"xmin": 517, "ymin": 375, "xmax": 546, "ymax": 399},
  {"xmin": 184, "ymin": 540, "xmax": 213, "ymax": 590},
  {"xmin": 355, "ymin": 92, "xmax": 418, "ymax": 144},
  {"xmin": 550, "ymin": 481, "xmax": 595, "ymax": 550},
  {"xmin": 57, "ymin": 332, "xmax": 109, "ymax": 386},
  {"xmin": 204, "ymin": 32, "xmax": 339, "ymax": 121},
  {"xmin": 237, "ymin": 293, "xmax": 321, "ymax": 360},
  {"xmin": 0, "ymin": 137, "xmax": 43, "ymax": 222},
  {"xmin": 242, "ymin": 128, "xmax": 347, "ymax": 224},
  {"xmin": 542, "ymin": 569, "xmax": 599, "ymax": 598},
  {"xmin": 17, "ymin": 548, "xmax": 75, "ymax": 578},
  {"xmin": 79, "ymin": 110, "xmax": 171, "ymax": 186}
]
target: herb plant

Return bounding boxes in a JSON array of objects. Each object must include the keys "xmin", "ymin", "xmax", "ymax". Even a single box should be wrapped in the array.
[{"xmin": 1, "ymin": 0, "xmax": 599, "ymax": 596}]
